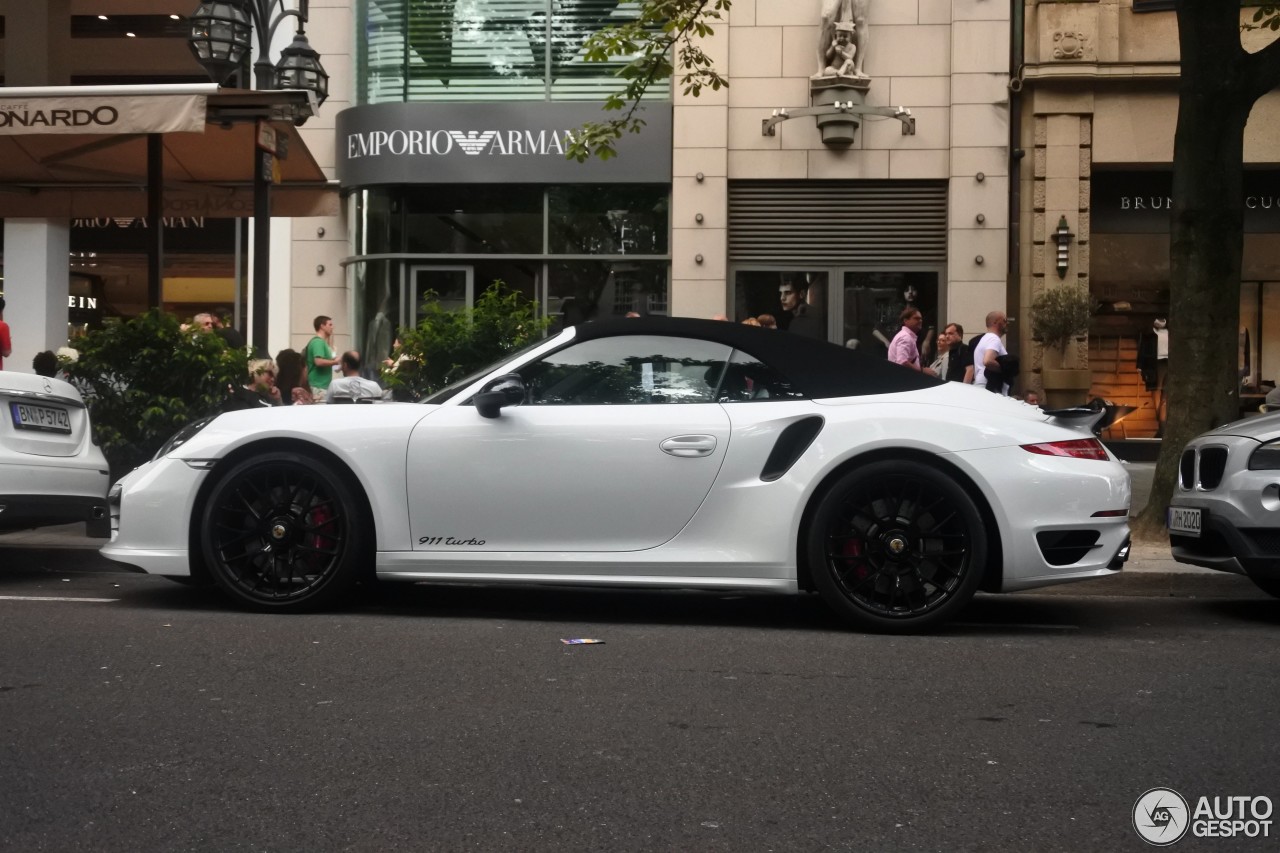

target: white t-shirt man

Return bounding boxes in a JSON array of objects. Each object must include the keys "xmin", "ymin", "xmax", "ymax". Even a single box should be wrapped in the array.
[
  {"xmin": 326, "ymin": 375, "xmax": 384, "ymax": 401},
  {"xmin": 973, "ymin": 331, "xmax": 1009, "ymax": 394}
]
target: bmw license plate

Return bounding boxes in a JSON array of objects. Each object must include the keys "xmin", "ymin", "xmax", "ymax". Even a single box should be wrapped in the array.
[
  {"xmin": 9, "ymin": 401, "xmax": 72, "ymax": 434},
  {"xmin": 1167, "ymin": 506, "xmax": 1203, "ymax": 537}
]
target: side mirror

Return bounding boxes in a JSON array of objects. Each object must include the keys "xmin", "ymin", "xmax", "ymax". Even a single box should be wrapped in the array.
[{"xmin": 474, "ymin": 374, "xmax": 526, "ymax": 419}]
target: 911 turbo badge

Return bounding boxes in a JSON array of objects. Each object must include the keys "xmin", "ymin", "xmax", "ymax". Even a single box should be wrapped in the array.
[{"xmin": 418, "ymin": 536, "xmax": 487, "ymax": 546}]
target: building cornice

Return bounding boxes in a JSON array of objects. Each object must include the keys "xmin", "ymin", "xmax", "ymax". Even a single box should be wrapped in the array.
[{"xmin": 1020, "ymin": 62, "xmax": 1182, "ymax": 85}]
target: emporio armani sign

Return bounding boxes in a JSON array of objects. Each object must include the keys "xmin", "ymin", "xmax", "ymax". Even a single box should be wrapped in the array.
[
  {"xmin": 335, "ymin": 102, "xmax": 672, "ymax": 185},
  {"xmin": 346, "ymin": 128, "xmax": 580, "ymax": 160}
]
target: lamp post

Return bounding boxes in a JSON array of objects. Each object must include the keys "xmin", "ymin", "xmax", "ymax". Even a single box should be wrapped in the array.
[{"xmin": 188, "ymin": 0, "xmax": 328, "ymax": 353}]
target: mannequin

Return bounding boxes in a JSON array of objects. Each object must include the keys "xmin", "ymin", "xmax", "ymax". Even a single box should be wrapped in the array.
[{"xmin": 1138, "ymin": 319, "xmax": 1169, "ymax": 436}]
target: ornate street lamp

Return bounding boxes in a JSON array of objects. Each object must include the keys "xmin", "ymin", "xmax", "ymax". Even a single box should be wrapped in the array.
[
  {"xmin": 274, "ymin": 28, "xmax": 329, "ymax": 106},
  {"xmin": 187, "ymin": 0, "xmax": 329, "ymax": 353},
  {"xmin": 187, "ymin": 1, "xmax": 252, "ymax": 85}
]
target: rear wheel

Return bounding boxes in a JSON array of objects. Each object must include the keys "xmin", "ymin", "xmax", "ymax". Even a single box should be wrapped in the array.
[
  {"xmin": 1250, "ymin": 576, "xmax": 1280, "ymax": 598},
  {"xmin": 808, "ymin": 459, "xmax": 987, "ymax": 633},
  {"xmin": 200, "ymin": 451, "xmax": 368, "ymax": 612}
]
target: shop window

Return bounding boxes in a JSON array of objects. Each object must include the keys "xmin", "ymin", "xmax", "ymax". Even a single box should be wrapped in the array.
[
  {"xmin": 548, "ymin": 260, "xmax": 669, "ymax": 327},
  {"xmin": 357, "ymin": 0, "xmax": 670, "ymax": 104},
  {"xmin": 733, "ymin": 270, "xmax": 829, "ymax": 340},
  {"xmin": 841, "ymin": 272, "xmax": 939, "ymax": 359},
  {"xmin": 548, "ymin": 185, "xmax": 669, "ymax": 255},
  {"xmin": 403, "ymin": 185, "xmax": 543, "ymax": 254}
]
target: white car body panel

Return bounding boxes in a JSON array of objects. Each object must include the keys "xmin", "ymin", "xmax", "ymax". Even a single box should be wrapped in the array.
[
  {"xmin": 406, "ymin": 403, "xmax": 731, "ymax": 552},
  {"xmin": 102, "ymin": 323, "xmax": 1131, "ymax": 597}
]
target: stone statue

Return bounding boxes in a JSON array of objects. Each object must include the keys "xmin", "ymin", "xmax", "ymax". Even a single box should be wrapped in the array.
[
  {"xmin": 823, "ymin": 21, "xmax": 856, "ymax": 77},
  {"xmin": 815, "ymin": 0, "xmax": 869, "ymax": 79}
]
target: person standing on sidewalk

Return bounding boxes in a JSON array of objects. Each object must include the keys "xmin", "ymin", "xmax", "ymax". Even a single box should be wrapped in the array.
[
  {"xmin": 0, "ymin": 296, "xmax": 12, "ymax": 370},
  {"xmin": 973, "ymin": 310, "xmax": 1010, "ymax": 394},
  {"xmin": 888, "ymin": 306, "xmax": 935, "ymax": 376},
  {"xmin": 305, "ymin": 315, "xmax": 340, "ymax": 402}
]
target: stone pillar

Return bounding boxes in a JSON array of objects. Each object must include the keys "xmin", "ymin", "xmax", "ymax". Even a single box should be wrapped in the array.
[
  {"xmin": 5, "ymin": 1, "xmax": 71, "ymax": 86},
  {"xmin": 1027, "ymin": 110, "xmax": 1092, "ymax": 380},
  {"xmin": 3, "ymin": 221, "xmax": 71, "ymax": 368},
  {"xmin": 948, "ymin": 13, "xmax": 1012, "ymax": 340},
  {"xmin": 669, "ymin": 7, "xmax": 729, "ymax": 319},
  {"xmin": 3, "ymin": 3, "xmax": 72, "ymax": 371}
]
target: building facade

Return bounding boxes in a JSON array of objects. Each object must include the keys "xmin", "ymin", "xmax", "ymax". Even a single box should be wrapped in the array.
[
  {"xmin": 2, "ymin": 1, "xmax": 1013, "ymax": 374},
  {"xmin": 0, "ymin": 0, "xmax": 351, "ymax": 362},
  {"xmin": 1018, "ymin": 0, "xmax": 1280, "ymax": 437},
  {"xmin": 337, "ymin": 0, "xmax": 1012, "ymax": 364}
]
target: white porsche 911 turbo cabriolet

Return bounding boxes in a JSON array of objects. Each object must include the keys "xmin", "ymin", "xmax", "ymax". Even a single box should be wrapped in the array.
[{"xmin": 103, "ymin": 317, "xmax": 1131, "ymax": 632}]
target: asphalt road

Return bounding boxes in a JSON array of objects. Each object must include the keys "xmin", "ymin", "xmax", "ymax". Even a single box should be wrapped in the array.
[{"xmin": 0, "ymin": 549, "xmax": 1277, "ymax": 853}]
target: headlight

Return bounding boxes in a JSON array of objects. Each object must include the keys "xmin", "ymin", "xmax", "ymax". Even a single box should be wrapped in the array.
[
  {"xmin": 153, "ymin": 415, "xmax": 217, "ymax": 461},
  {"xmin": 1249, "ymin": 439, "xmax": 1280, "ymax": 470}
]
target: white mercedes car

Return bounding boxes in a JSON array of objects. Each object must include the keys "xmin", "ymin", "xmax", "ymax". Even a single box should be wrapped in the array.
[
  {"xmin": 103, "ymin": 318, "xmax": 1131, "ymax": 632},
  {"xmin": 1, "ymin": 371, "xmax": 110, "ymax": 537}
]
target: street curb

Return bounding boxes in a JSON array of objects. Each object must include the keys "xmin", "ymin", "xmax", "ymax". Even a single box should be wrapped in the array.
[{"xmin": 1027, "ymin": 571, "xmax": 1268, "ymax": 599}]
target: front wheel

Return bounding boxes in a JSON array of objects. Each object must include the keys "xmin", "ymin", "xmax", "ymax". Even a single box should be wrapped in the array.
[
  {"xmin": 200, "ymin": 451, "xmax": 368, "ymax": 612},
  {"xmin": 808, "ymin": 459, "xmax": 988, "ymax": 633}
]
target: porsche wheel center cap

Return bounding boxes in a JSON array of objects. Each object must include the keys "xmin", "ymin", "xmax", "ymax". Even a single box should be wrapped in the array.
[
  {"xmin": 887, "ymin": 536, "xmax": 907, "ymax": 555},
  {"xmin": 270, "ymin": 522, "xmax": 289, "ymax": 541}
]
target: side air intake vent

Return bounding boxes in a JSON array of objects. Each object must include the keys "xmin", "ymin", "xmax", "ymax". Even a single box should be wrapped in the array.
[
  {"xmin": 1036, "ymin": 529, "xmax": 1102, "ymax": 566},
  {"xmin": 760, "ymin": 416, "xmax": 824, "ymax": 482}
]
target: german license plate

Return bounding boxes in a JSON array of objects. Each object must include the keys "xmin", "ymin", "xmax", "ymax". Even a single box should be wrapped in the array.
[
  {"xmin": 9, "ymin": 401, "xmax": 72, "ymax": 434},
  {"xmin": 1167, "ymin": 506, "xmax": 1203, "ymax": 537}
]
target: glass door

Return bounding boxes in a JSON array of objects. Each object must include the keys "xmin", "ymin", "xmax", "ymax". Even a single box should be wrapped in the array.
[{"xmin": 406, "ymin": 265, "xmax": 474, "ymax": 325}]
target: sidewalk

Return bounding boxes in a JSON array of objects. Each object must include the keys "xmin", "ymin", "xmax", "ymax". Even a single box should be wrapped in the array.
[{"xmin": 0, "ymin": 462, "xmax": 1211, "ymax": 574}]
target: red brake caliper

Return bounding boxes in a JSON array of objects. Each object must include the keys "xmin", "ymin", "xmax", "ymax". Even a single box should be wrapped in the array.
[{"xmin": 841, "ymin": 538, "xmax": 868, "ymax": 579}]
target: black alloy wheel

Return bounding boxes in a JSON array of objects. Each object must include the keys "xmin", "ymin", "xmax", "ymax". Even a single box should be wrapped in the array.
[
  {"xmin": 809, "ymin": 459, "xmax": 987, "ymax": 633},
  {"xmin": 200, "ymin": 451, "xmax": 367, "ymax": 612}
]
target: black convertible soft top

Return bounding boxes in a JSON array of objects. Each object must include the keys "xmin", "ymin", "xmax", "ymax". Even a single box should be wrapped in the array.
[{"xmin": 571, "ymin": 317, "xmax": 942, "ymax": 399}]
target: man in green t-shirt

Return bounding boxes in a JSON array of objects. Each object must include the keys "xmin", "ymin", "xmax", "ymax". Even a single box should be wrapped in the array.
[{"xmin": 305, "ymin": 315, "xmax": 340, "ymax": 402}]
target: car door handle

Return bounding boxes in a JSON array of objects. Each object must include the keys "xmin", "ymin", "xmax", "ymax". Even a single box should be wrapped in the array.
[{"xmin": 660, "ymin": 435, "xmax": 718, "ymax": 458}]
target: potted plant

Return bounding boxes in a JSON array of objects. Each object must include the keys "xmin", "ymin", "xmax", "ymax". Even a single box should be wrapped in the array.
[{"xmin": 1031, "ymin": 282, "xmax": 1093, "ymax": 407}]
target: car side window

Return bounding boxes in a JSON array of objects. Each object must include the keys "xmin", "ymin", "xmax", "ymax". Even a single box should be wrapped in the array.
[
  {"xmin": 519, "ymin": 336, "xmax": 733, "ymax": 405},
  {"xmin": 715, "ymin": 349, "xmax": 806, "ymax": 403}
]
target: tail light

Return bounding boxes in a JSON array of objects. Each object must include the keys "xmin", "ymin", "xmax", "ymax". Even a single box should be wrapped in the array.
[{"xmin": 1021, "ymin": 438, "xmax": 1109, "ymax": 460}]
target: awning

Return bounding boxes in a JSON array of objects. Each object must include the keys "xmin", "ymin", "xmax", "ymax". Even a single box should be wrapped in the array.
[{"xmin": 0, "ymin": 84, "xmax": 337, "ymax": 219}]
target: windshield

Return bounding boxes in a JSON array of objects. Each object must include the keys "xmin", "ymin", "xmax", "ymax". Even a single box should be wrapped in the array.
[{"xmin": 420, "ymin": 336, "xmax": 559, "ymax": 404}]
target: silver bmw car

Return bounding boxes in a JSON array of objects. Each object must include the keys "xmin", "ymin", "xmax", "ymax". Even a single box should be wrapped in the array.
[{"xmin": 1169, "ymin": 412, "xmax": 1280, "ymax": 597}]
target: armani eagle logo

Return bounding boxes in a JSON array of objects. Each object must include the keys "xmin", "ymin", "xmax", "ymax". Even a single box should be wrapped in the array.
[{"xmin": 447, "ymin": 130, "xmax": 498, "ymax": 156}]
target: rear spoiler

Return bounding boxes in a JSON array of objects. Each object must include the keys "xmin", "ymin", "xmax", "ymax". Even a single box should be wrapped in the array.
[{"xmin": 1043, "ymin": 400, "xmax": 1130, "ymax": 436}]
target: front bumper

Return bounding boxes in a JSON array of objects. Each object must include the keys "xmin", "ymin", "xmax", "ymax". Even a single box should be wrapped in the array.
[
  {"xmin": 1169, "ymin": 504, "xmax": 1280, "ymax": 578},
  {"xmin": 1170, "ymin": 436, "xmax": 1280, "ymax": 579},
  {"xmin": 100, "ymin": 457, "xmax": 205, "ymax": 575}
]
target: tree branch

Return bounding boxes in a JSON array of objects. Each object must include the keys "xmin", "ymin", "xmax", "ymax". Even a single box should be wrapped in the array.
[{"xmin": 567, "ymin": 0, "xmax": 730, "ymax": 161}]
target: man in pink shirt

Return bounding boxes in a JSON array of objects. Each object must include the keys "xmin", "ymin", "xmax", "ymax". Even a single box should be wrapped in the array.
[{"xmin": 887, "ymin": 306, "xmax": 935, "ymax": 375}]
